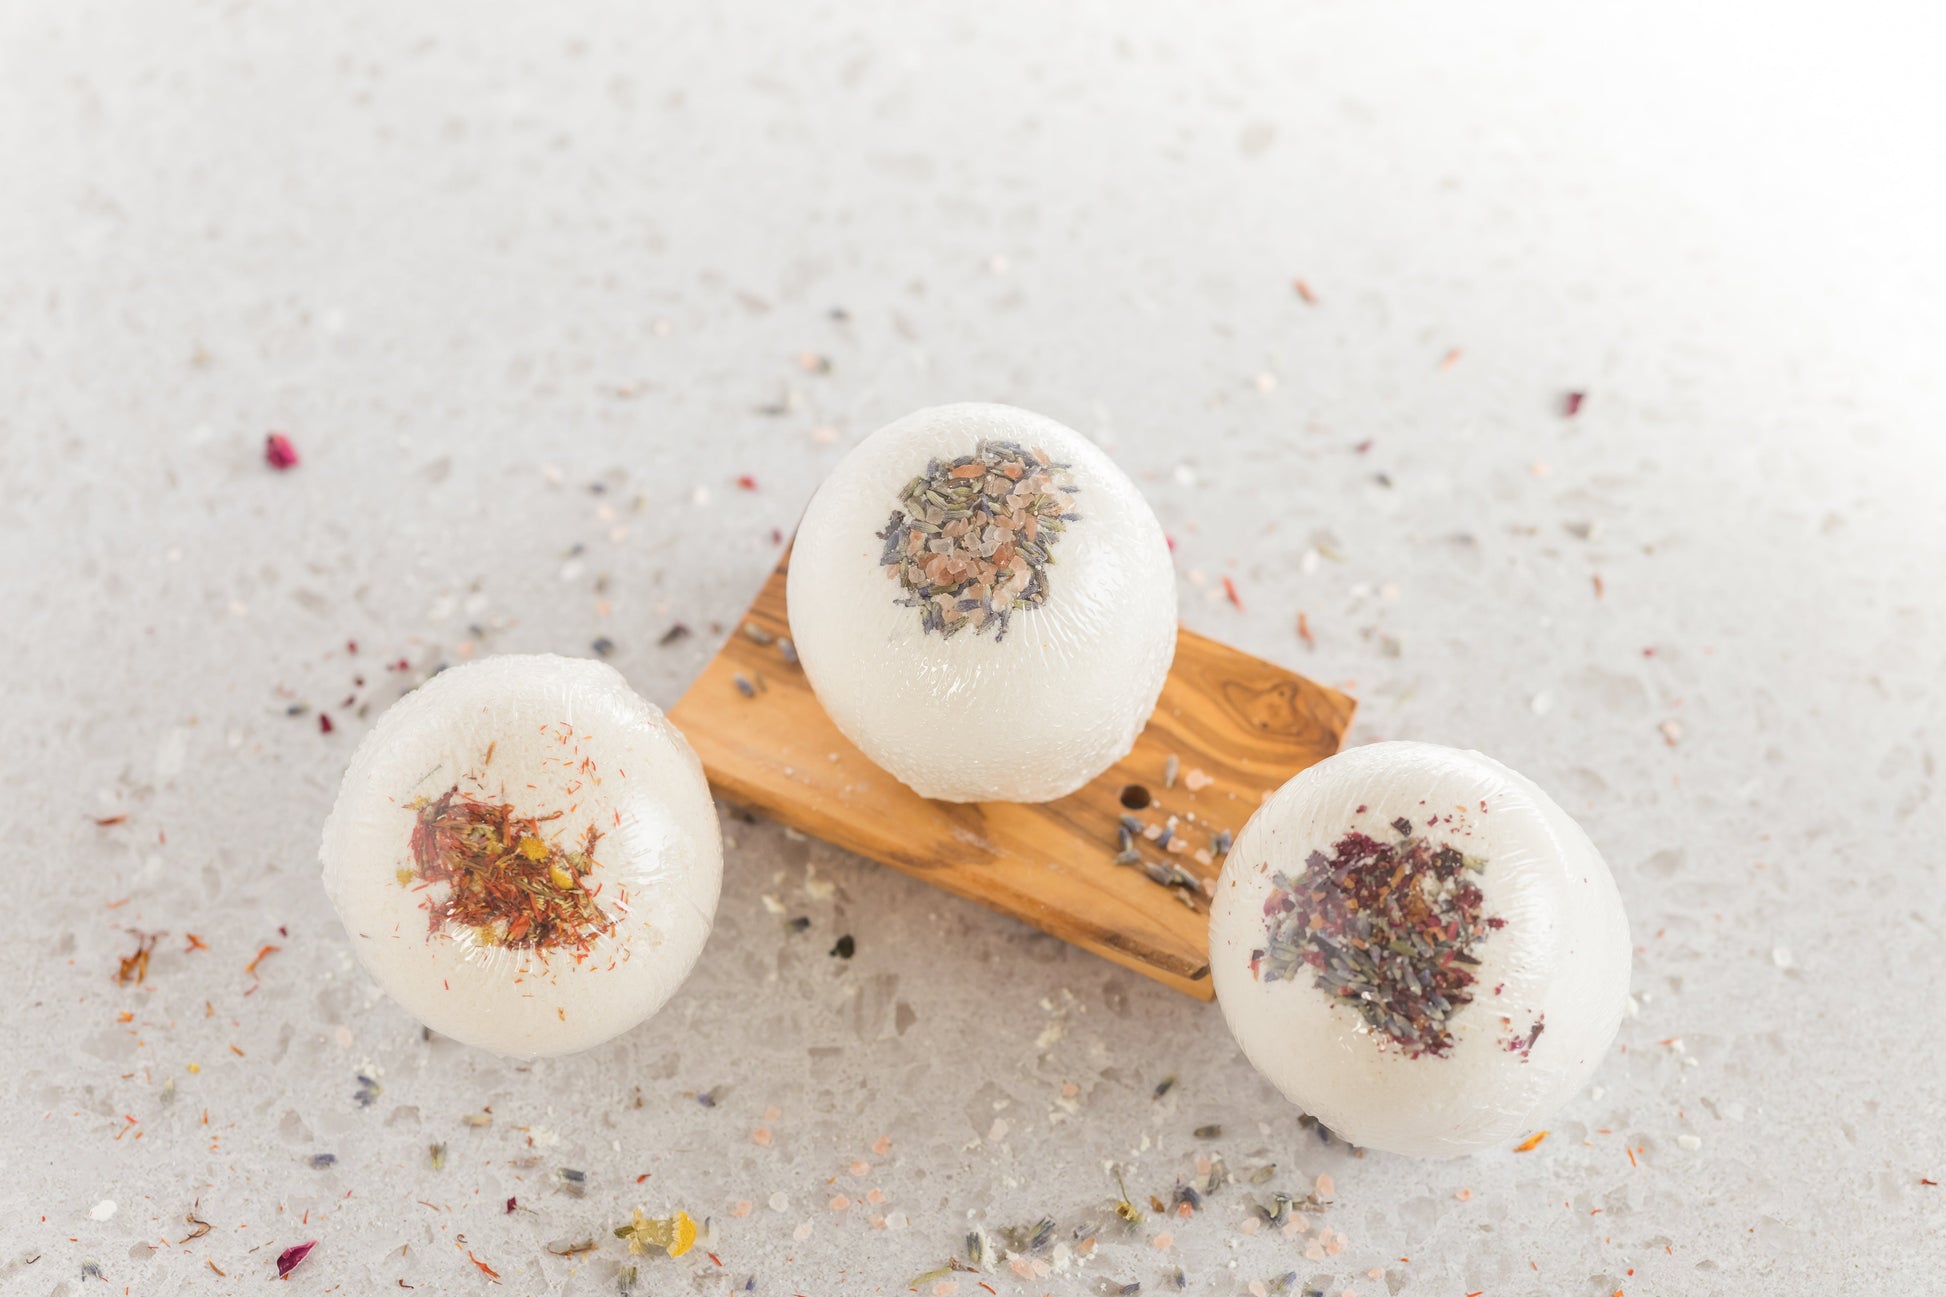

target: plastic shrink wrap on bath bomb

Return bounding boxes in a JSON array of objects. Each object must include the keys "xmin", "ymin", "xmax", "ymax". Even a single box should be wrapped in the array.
[
  {"xmin": 787, "ymin": 403, "xmax": 1177, "ymax": 803},
  {"xmin": 1209, "ymin": 742, "xmax": 1630, "ymax": 1157},
  {"xmin": 320, "ymin": 655, "xmax": 722, "ymax": 1058}
]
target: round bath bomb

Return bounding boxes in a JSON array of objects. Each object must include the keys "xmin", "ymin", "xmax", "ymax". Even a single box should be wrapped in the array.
[
  {"xmin": 788, "ymin": 403, "xmax": 1177, "ymax": 803},
  {"xmin": 1209, "ymin": 742, "xmax": 1630, "ymax": 1157},
  {"xmin": 320, "ymin": 655, "xmax": 722, "ymax": 1058}
]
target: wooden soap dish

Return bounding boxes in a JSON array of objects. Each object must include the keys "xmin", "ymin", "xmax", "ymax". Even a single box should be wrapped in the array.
[{"xmin": 669, "ymin": 551, "xmax": 1356, "ymax": 999}]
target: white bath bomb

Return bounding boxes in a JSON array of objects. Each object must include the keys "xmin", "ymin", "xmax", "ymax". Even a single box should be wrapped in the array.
[
  {"xmin": 320, "ymin": 655, "xmax": 722, "ymax": 1058},
  {"xmin": 788, "ymin": 403, "xmax": 1177, "ymax": 803},
  {"xmin": 1210, "ymin": 742, "xmax": 1630, "ymax": 1157}
]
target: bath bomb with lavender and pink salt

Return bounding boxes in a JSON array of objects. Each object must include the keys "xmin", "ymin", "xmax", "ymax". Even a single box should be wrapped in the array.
[{"xmin": 787, "ymin": 403, "xmax": 1177, "ymax": 803}]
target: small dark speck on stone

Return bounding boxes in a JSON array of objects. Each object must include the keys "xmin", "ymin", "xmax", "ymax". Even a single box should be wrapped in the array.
[
  {"xmin": 308, "ymin": 1153, "xmax": 337, "ymax": 1169},
  {"xmin": 591, "ymin": 637, "xmax": 615, "ymax": 658},
  {"xmin": 1153, "ymin": 1075, "xmax": 1177, "ymax": 1100},
  {"xmin": 1193, "ymin": 1124, "xmax": 1222, "ymax": 1139},
  {"xmin": 659, "ymin": 623, "xmax": 692, "ymax": 646},
  {"xmin": 830, "ymin": 934, "xmax": 856, "ymax": 959},
  {"xmin": 786, "ymin": 916, "xmax": 811, "ymax": 933}
]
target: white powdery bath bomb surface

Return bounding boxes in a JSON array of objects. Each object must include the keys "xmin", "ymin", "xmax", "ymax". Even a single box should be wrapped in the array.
[
  {"xmin": 1210, "ymin": 741, "xmax": 1630, "ymax": 1157},
  {"xmin": 320, "ymin": 655, "xmax": 722, "ymax": 1058},
  {"xmin": 788, "ymin": 403, "xmax": 1177, "ymax": 803}
]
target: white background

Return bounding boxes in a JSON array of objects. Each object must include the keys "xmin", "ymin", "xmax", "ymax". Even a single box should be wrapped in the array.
[{"xmin": 3, "ymin": 2, "xmax": 1942, "ymax": 1292}]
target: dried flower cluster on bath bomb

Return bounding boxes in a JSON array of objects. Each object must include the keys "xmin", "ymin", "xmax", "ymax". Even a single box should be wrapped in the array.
[
  {"xmin": 788, "ymin": 403, "xmax": 1177, "ymax": 803},
  {"xmin": 1209, "ymin": 741, "xmax": 1630, "ymax": 1157},
  {"xmin": 319, "ymin": 655, "xmax": 723, "ymax": 1058}
]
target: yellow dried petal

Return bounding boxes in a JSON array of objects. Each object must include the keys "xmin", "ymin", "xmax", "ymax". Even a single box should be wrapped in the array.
[
  {"xmin": 668, "ymin": 1211, "xmax": 697, "ymax": 1257},
  {"xmin": 550, "ymin": 863, "xmax": 575, "ymax": 890},
  {"xmin": 518, "ymin": 836, "xmax": 550, "ymax": 861}
]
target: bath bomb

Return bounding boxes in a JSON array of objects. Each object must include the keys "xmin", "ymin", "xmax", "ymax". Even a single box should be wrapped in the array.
[
  {"xmin": 1209, "ymin": 741, "xmax": 1630, "ymax": 1156},
  {"xmin": 788, "ymin": 403, "xmax": 1177, "ymax": 803},
  {"xmin": 320, "ymin": 655, "xmax": 722, "ymax": 1058}
]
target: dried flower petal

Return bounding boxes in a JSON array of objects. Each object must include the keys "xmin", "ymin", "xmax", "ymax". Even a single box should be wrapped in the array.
[
  {"xmin": 275, "ymin": 1240, "xmax": 317, "ymax": 1278},
  {"xmin": 265, "ymin": 433, "xmax": 300, "ymax": 470},
  {"xmin": 615, "ymin": 1208, "xmax": 698, "ymax": 1257}
]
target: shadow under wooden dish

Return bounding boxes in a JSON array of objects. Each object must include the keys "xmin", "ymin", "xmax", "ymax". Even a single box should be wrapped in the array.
[{"xmin": 669, "ymin": 550, "xmax": 1355, "ymax": 999}]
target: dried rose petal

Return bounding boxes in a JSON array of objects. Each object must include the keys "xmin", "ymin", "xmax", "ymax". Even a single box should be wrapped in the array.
[
  {"xmin": 265, "ymin": 433, "xmax": 300, "ymax": 470},
  {"xmin": 1563, "ymin": 391, "xmax": 1586, "ymax": 417},
  {"xmin": 276, "ymin": 1240, "xmax": 317, "ymax": 1278}
]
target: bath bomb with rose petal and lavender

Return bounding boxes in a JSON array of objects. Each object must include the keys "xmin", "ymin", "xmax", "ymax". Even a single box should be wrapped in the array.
[
  {"xmin": 320, "ymin": 655, "xmax": 722, "ymax": 1058},
  {"xmin": 788, "ymin": 403, "xmax": 1177, "ymax": 803},
  {"xmin": 1210, "ymin": 741, "xmax": 1630, "ymax": 1157}
]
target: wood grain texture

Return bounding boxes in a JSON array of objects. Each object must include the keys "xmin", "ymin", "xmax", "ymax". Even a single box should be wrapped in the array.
[{"xmin": 669, "ymin": 551, "xmax": 1356, "ymax": 999}]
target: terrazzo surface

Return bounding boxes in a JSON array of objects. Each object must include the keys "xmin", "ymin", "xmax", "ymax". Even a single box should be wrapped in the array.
[{"xmin": 3, "ymin": 2, "xmax": 1942, "ymax": 1292}]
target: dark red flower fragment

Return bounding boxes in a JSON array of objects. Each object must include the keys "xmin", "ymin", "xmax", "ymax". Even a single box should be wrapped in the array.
[{"xmin": 276, "ymin": 1240, "xmax": 317, "ymax": 1278}]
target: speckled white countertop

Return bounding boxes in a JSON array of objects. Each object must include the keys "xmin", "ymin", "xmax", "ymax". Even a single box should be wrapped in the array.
[{"xmin": 4, "ymin": 2, "xmax": 1943, "ymax": 1293}]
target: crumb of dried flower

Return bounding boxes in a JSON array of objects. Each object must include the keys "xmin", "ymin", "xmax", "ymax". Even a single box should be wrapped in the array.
[
  {"xmin": 275, "ymin": 1240, "xmax": 317, "ymax": 1278},
  {"xmin": 115, "ymin": 931, "xmax": 161, "ymax": 986},
  {"xmin": 615, "ymin": 1208, "xmax": 698, "ymax": 1257}
]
